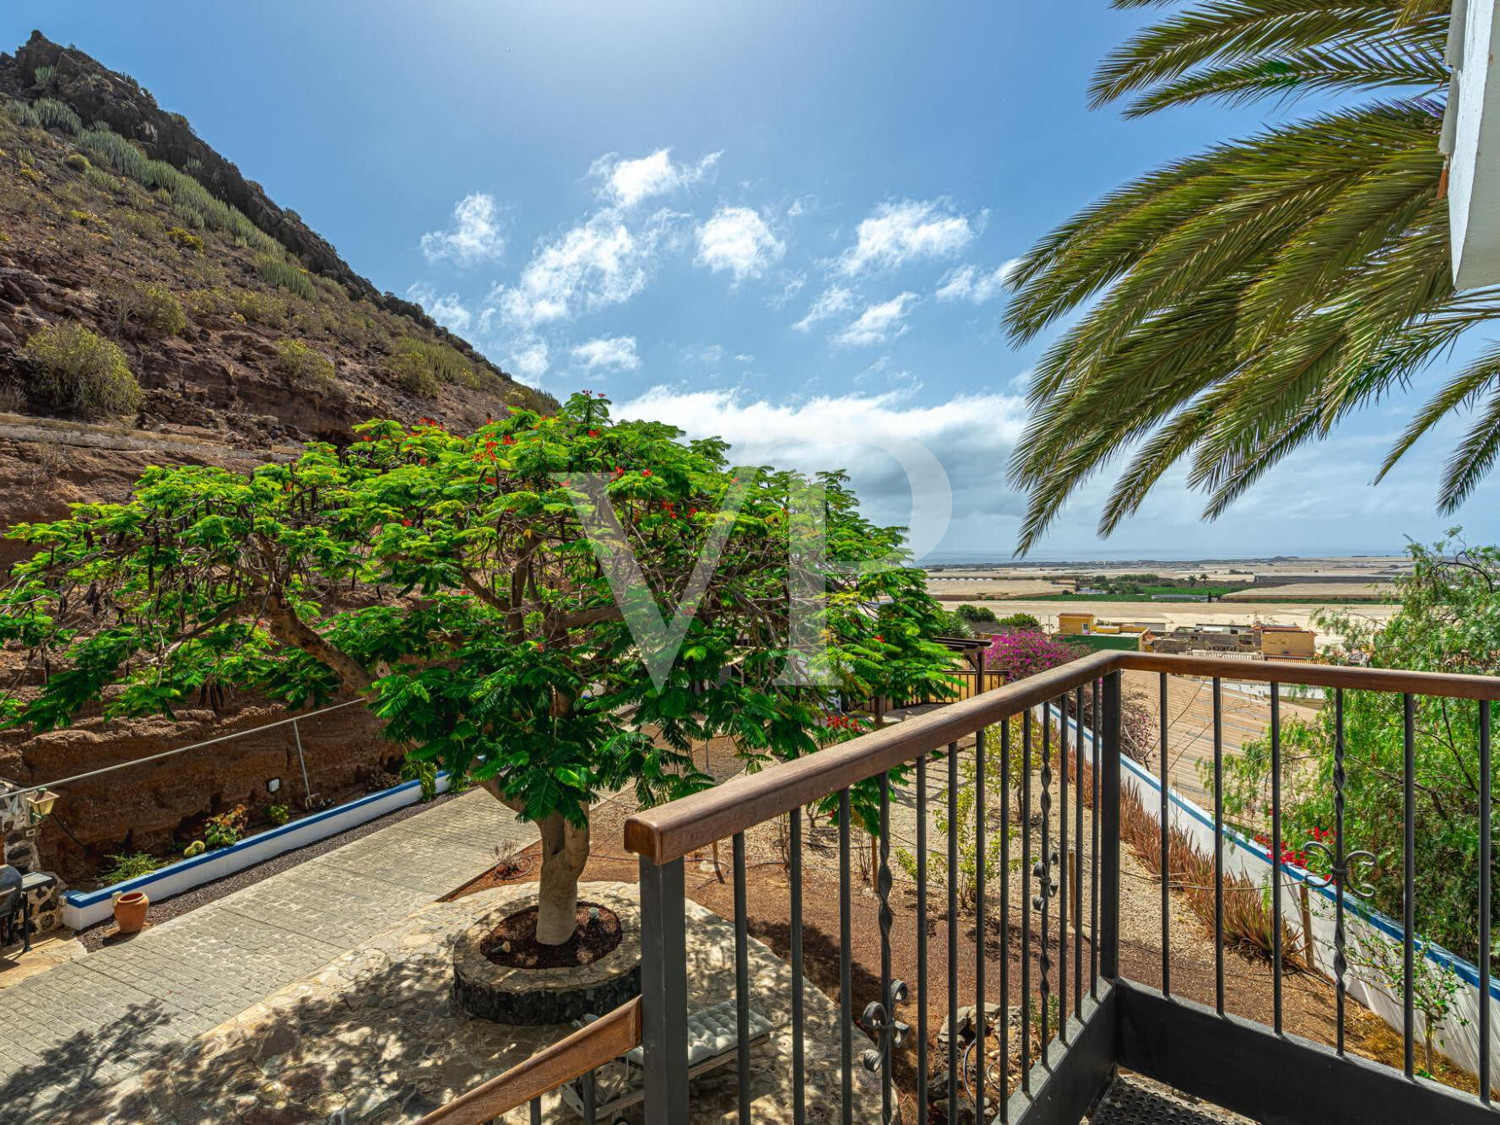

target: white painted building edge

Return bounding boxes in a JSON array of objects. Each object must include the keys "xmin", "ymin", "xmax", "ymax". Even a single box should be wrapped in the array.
[
  {"xmin": 1444, "ymin": 0, "xmax": 1500, "ymax": 290},
  {"xmin": 61, "ymin": 773, "xmax": 453, "ymax": 930}
]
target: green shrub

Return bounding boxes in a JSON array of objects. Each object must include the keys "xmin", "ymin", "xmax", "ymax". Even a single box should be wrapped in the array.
[
  {"xmin": 33, "ymin": 66, "xmax": 55, "ymax": 84},
  {"xmin": 83, "ymin": 166, "xmax": 119, "ymax": 193},
  {"xmin": 9, "ymin": 97, "xmax": 81, "ymax": 134},
  {"xmin": 20, "ymin": 322, "xmax": 143, "ymax": 419},
  {"xmin": 101, "ymin": 852, "xmax": 157, "ymax": 885},
  {"xmin": 115, "ymin": 282, "xmax": 187, "ymax": 335},
  {"xmin": 264, "ymin": 803, "xmax": 291, "ymax": 827},
  {"xmin": 166, "ymin": 226, "xmax": 203, "ymax": 253},
  {"xmin": 203, "ymin": 805, "xmax": 248, "ymax": 849},
  {"xmin": 273, "ymin": 338, "xmax": 337, "ymax": 395},
  {"xmin": 391, "ymin": 350, "xmax": 442, "ymax": 398},
  {"xmin": 400, "ymin": 757, "xmax": 439, "ymax": 802},
  {"xmin": 63, "ymin": 152, "xmax": 90, "ymax": 172},
  {"xmin": 256, "ymin": 254, "xmax": 317, "ymax": 301},
  {"xmin": 233, "ymin": 288, "xmax": 288, "ymax": 326}
]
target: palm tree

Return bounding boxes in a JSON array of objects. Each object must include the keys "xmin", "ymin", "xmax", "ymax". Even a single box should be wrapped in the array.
[{"xmin": 1003, "ymin": 0, "xmax": 1498, "ymax": 553}]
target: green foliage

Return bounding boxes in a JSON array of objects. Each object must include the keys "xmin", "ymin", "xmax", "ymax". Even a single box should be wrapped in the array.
[
  {"xmin": 955, "ymin": 603, "xmax": 1001, "ymax": 627},
  {"xmin": 20, "ymin": 322, "xmax": 143, "ymax": 420},
  {"xmin": 933, "ymin": 608, "xmax": 973, "ymax": 638},
  {"xmin": 400, "ymin": 757, "xmax": 440, "ymax": 802},
  {"xmin": 1217, "ymin": 533, "xmax": 1500, "ymax": 965},
  {"xmin": 33, "ymin": 66, "xmax": 55, "ymax": 84},
  {"xmin": 273, "ymin": 338, "xmax": 338, "ymax": 395},
  {"xmin": 264, "ymin": 803, "xmax": 291, "ymax": 826},
  {"xmin": 63, "ymin": 152, "xmax": 90, "ymax": 172},
  {"xmin": 166, "ymin": 226, "xmax": 203, "ymax": 253},
  {"xmin": 0, "ymin": 392, "xmax": 956, "ymax": 858},
  {"xmin": 203, "ymin": 805, "xmax": 248, "ymax": 849},
  {"xmin": 387, "ymin": 335, "xmax": 489, "ymax": 394},
  {"xmin": 895, "ymin": 750, "xmax": 1010, "ymax": 910},
  {"xmin": 183, "ymin": 840, "xmax": 206, "ymax": 858},
  {"xmin": 257, "ymin": 254, "xmax": 317, "ymax": 301},
  {"xmin": 1347, "ymin": 932, "xmax": 1468, "ymax": 1075},
  {"xmin": 101, "ymin": 852, "xmax": 158, "ymax": 885},
  {"xmin": 1002, "ymin": 2, "xmax": 1463, "ymax": 550},
  {"xmin": 114, "ymin": 282, "xmax": 186, "ymax": 335},
  {"xmin": 83, "ymin": 166, "xmax": 119, "ymax": 194}
]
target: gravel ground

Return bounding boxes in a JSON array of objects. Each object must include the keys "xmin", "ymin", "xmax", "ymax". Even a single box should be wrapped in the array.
[{"xmin": 74, "ymin": 791, "xmax": 459, "ymax": 951}]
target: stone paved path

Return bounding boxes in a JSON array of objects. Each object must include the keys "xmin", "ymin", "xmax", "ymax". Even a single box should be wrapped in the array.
[{"xmin": 0, "ymin": 790, "xmax": 529, "ymax": 1117}]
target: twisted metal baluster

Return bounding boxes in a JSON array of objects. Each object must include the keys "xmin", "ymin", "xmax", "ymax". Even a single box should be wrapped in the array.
[{"xmin": 1301, "ymin": 687, "xmax": 1376, "ymax": 1059}]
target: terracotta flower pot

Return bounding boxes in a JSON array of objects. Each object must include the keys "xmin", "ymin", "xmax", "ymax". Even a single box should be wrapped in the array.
[{"xmin": 113, "ymin": 890, "xmax": 149, "ymax": 934}]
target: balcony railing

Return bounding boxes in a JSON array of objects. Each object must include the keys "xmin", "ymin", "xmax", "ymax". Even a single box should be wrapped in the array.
[{"xmin": 432, "ymin": 651, "xmax": 1500, "ymax": 1124}]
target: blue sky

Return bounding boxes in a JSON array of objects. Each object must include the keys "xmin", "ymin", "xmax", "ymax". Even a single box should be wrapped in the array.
[{"xmin": 10, "ymin": 2, "xmax": 1497, "ymax": 560}]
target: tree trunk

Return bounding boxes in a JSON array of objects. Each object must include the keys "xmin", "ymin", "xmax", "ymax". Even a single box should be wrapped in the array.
[{"xmin": 535, "ymin": 812, "xmax": 590, "ymax": 945}]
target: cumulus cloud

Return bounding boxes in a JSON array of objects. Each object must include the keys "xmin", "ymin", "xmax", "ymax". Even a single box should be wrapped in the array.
[
  {"xmin": 510, "ymin": 337, "xmax": 551, "ymax": 380},
  {"xmin": 695, "ymin": 206, "xmax": 785, "ymax": 282},
  {"xmin": 834, "ymin": 292, "xmax": 919, "ymax": 347},
  {"xmin": 572, "ymin": 335, "xmax": 641, "ymax": 373},
  {"xmin": 590, "ymin": 148, "xmax": 721, "ymax": 207},
  {"xmin": 421, "ymin": 192, "xmax": 506, "ymax": 266},
  {"xmin": 491, "ymin": 208, "xmax": 683, "ymax": 329},
  {"xmin": 406, "ymin": 283, "xmax": 473, "ymax": 333},
  {"xmin": 614, "ymin": 385, "xmax": 1030, "ymax": 554},
  {"xmin": 792, "ymin": 285, "xmax": 854, "ymax": 331},
  {"xmin": 839, "ymin": 199, "xmax": 976, "ymax": 275},
  {"xmin": 936, "ymin": 260, "xmax": 1021, "ymax": 304}
]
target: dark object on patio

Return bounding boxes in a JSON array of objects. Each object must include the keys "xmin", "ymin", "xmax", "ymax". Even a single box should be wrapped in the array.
[
  {"xmin": 1091, "ymin": 1074, "xmax": 1246, "ymax": 1124},
  {"xmin": 560, "ymin": 998, "xmax": 775, "ymax": 1120},
  {"xmin": 0, "ymin": 864, "xmax": 26, "ymax": 953}
]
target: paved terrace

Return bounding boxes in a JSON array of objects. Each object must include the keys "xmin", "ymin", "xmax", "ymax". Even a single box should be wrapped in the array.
[{"xmin": 0, "ymin": 790, "xmax": 528, "ymax": 1116}]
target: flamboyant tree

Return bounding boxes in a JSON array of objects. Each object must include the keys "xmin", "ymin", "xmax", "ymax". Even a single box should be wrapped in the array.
[{"xmin": 0, "ymin": 392, "xmax": 955, "ymax": 942}]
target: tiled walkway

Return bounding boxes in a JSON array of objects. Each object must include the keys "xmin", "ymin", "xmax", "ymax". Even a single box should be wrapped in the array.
[{"xmin": 0, "ymin": 790, "xmax": 529, "ymax": 1117}]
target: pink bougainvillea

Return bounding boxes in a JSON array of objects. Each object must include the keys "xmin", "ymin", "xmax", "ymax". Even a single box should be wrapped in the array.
[{"xmin": 983, "ymin": 628, "xmax": 1085, "ymax": 683}]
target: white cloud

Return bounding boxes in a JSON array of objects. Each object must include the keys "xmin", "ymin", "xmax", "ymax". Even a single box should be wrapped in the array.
[
  {"xmin": 572, "ymin": 335, "xmax": 641, "ymax": 373},
  {"xmin": 615, "ymin": 384, "xmax": 1030, "ymax": 553},
  {"xmin": 834, "ymin": 292, "xmax": 919, "ymax": 346},
  {"xmin": 839, "ymin": 199, "xmax": 976, "ymax": 275},
  {"xmin": 695, "ymin": 206, "xmax": 785, "ymax": 282},
  {"xmin": 406, "ymin": 284, "xmax": 472, "ymax": 333},
  {"xmin": 936, "ymin": 260, "xmax": 1020, "ymax": 304},
  {"xmin": 511, "ymin": 337, "xmax": 550, "ymax": 380},
  {"xmin": 793, "ymin": 285, "xmax": 854, "ymax": 331},
  {"xmin": 491, "ymin": 208, "xmax": 683, "ymax": 329},
  {"xmin": 421, "ymin": 192, "xmax": 506, "ymax": 266},
  {"xmin": 590, "ymin": 148, "xmax": 721, "ymax": 207}
]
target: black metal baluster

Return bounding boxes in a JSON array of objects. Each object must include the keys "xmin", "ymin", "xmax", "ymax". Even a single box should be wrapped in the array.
[
  {"xmin": 974, "ymin": 727, "xmax": 987, "ymax": 1121},
  {"xmin": 1092, "ymin": 681, "xmax": 1101, "ymax": 1000},
  {"xmin": 1482, "ymin": 699, "xmax": 1492, "ymax": 1104},
  {"xmin": 1100, "ymin": 674, "xmax": 1122, "ymax": 984},
  {"xmin": 1074, "ymin": 684, "xmax": 1085, "ymax": 1021},
  {"xmin": 917, "ymin": 757, "xmax": 929, "ymax": 1117},
  {"xmin": 1213, "ymin": 676, "xmax": 1224, "ymax": 1018},
  {"xmin": 791, "ymin": 807, "xmax": 807, "ymax": 1125},
  {"xmin": 639, "ymin": 856, "xmax": 689, "ymax": 1125},
  {"xmin": 878, "ymin": 772, "xmax": 894, "ymax": 1123},
  {"xmin": 1160, "ymin": 672, "xmax": 1171, "ymax": 998},
  {"xmin": 733, "ymin": 832, "xmax": 752, "ymax": 1124},
  {"xmin": 1058, "ymin": 696, "xmax": 1069, "ymax": 1043},
  {"xmin": 1000, "ymin": 721, "xmax": 1012, "ymax": 1121},
  {"xmin": 582, "ymin": 1070, "xmax": 597, "ymax": 1125},
  {"xmin": 530, "ymin": 1096, "xmax": 542, "ymax": 1125},
  {"xmin": 1272, "ymin": 682, "xmax": 1283, "ymax": 1035},
  {"xmin": 1403, "ymin": 693, "xmax": 1416, "ymax": 1079},
  {"xmin": 1334, "ymin": 688, "xmax": 1347, "ymax": 1055},
  {"xmin": 840, "ymin": 789, "xmax": 854, "ymax": 1123},
  {"xmin": 948, "ymin": 742, "xmax": 960, "ymax": 1117},
  {"xmin": 1021, "ymin": 712, "xmax": 1033, "ymax": 1093},
  {"xmin": 1039, "ymin": 704, "xmax": 1053, "ymax": 1051}
]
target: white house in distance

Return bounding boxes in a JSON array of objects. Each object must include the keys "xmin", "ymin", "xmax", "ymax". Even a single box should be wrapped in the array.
[{"xmin": 1443, "ymin": 0, "xmax": 1500, "ymax": 289}]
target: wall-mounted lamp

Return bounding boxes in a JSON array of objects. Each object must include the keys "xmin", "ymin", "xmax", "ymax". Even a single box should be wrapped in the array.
[{"xmin": 25, "ymin": 789, "xmax": 58, "ymax": 822}]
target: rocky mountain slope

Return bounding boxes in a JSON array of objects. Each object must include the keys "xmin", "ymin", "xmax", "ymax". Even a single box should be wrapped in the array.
[{"xmin": 0, "ymin": 31, "xmax": 552, "ymax": 560}]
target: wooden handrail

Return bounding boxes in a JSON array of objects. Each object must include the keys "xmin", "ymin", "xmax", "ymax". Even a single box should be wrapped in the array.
[
  {"xmin": 625, "ymin": 649, "xmax": 1120, "ymax": 864},
  {"xmin": 626, "ymin": 649, "xmax": 1500, "ymax": 864},
  {"xmin": 415, "ymin": 997, "xmax": 641, "ymax": 1125},
  {"xmin": 1117, "ymin": 651, "xmax": 1500, "ymax": 701}
]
